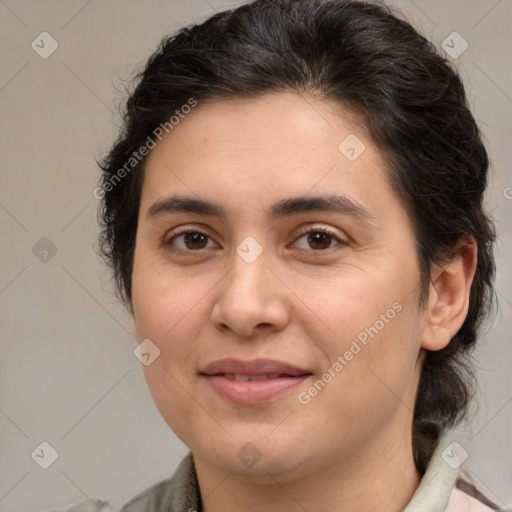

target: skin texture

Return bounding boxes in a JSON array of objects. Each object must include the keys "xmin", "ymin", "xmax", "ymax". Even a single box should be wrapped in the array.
[{"xmin": 131, "ymin": 93, "xmax": 477, "ymax": 512}]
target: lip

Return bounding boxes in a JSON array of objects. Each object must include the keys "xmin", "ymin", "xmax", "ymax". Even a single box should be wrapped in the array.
[
  {"xmin": 201, "ymin": 358, "xmax": 310, "ymax": 377},
  {"xmin": 200, "ymin": 358, "xmax": 312, "ymax": 405}
]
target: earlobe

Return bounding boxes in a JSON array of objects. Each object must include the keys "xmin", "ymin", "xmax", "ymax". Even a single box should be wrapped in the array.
[{"xmin": 421, "ymin": 238, "xmax": 478, "ymax": 351}]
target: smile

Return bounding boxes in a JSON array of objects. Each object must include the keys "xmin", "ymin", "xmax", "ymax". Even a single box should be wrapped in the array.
[{"xmin": 200, "ymin": 358, "xmax": 312, "ymax": 404}]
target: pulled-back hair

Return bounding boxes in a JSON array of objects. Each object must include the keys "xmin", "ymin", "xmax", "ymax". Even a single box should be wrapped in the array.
[{"xmin": 97, "ymin": 0, "xmax": 496, "ymax": 474}]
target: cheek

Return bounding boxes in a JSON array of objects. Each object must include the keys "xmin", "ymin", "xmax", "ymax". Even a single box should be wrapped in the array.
[
  {"xmin": 303, "ymin": 266, "xmax": 423, "ymax": 399},
  {"xmin": 132, "ymin": 260, "xmax": 210, "ymax": 442},
  {"xmin": 303, "ymin": 269, "xmax": 415, "ymax": 348},
  {"xmin": 298, "ymin": 309, "xmax": 422, "ymax": 448},
  {"xmin": 131, "ymin": 255, "xmax": 218, "ymax": 379},
  {"xmin": 132, "ymin": 250, "xmax": 197, "ymax": 339}
]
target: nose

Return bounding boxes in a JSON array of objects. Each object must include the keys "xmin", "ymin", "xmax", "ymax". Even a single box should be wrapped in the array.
[{"xmin": 210, "ymin": 249, "xmax": 290, "ymax": 338}]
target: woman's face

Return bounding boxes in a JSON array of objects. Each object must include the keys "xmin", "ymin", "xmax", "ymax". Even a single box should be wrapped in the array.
[{"xmin": 131, "ymin": 93, "xmax": 427, "ymax": 480}]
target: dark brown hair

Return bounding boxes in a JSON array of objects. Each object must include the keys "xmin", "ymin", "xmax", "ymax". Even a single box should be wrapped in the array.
[{"xmin": 97, "ymin": 0, "xmax": 496, "ymax": 474}]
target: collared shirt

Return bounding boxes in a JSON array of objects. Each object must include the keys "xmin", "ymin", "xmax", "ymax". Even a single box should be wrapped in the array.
[{"xmin": 46, "ymin": 436, "xmax": 500, "ymax": 512}]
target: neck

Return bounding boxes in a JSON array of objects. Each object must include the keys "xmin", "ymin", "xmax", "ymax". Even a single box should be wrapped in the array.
[{"xmin": 194, "ymin": 421, "xmax": 421, "ymax": 512}]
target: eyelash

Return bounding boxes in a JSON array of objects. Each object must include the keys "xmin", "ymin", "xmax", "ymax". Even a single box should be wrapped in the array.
[{"xmin": 164, "ymin": 226, "xmax": 347, "ymax": 253}]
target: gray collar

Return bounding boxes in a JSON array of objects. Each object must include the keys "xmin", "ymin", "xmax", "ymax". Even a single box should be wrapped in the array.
[{"xmin": 405, "ymin": 435, "xmax": 459, "ymax": 512}]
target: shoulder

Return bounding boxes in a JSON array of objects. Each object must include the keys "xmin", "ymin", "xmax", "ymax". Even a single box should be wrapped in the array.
[
  {"xmin": 119, "ymin": 452, "xmax": 199, "ymax": 512},
  {"xmin": 40, "ymin": 498, "xmax": 112, "ymax": 512},
  {"xmin": 447, "ymin": 487, "xmax": 499, "ymax": 512},
  {"xmin": 38, "ymin": 477, "xmax": 182, "ymax": 512},
  {"xmin": 118, "ymin": 477, "xmax": 176, "ymax": 511},
  {"xmin": 41, "ymin": 453, "xmax": 197, "ymax": 512}
]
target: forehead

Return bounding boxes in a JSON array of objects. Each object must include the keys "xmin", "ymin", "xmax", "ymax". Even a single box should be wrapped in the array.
[
  {"xmin": 140, "ymin": 92, "xmax": 396, "ymax": 220},
  {"xmin": 153, "ymin": 93, "xmax": 369, "ymax": 156}
]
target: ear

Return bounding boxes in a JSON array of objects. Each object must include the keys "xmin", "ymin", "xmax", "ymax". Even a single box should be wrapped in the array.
[{"xmin": 421, "ymin": 238, "xmax": 478, "ymax": 351}]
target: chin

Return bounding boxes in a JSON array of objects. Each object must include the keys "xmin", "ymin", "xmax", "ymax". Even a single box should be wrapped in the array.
[{"xmin": 192, "ymin": 428, "xmax": 317, "ymax": 481}]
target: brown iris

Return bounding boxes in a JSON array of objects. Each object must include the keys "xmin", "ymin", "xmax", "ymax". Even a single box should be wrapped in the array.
[
  {"xmin": 307, "ymin": 231, "xmax": 332, "ymax": 250},
  {"xmin": 183, "ymin": 232, "xmax": 209, "ymax": 250}
]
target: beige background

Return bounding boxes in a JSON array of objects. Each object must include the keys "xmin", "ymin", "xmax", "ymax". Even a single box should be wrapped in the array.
[{"xmin": 0, "ymin": 0, "xmax": 511, "ymax": 510}]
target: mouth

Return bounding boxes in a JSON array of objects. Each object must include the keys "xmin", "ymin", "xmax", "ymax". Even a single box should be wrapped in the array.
[
  {"xmin": 218, "ymin": 372, "xmax": 306, "ymax": 381},
  {"xmin": 200, "ymin": 358, "xmax": 312, "ymax": 404}
]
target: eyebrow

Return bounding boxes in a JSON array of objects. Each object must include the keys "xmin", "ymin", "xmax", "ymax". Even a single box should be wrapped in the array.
[{"xmin": 146, "ymin": 194, "xmax": 373, "ymax": 223}]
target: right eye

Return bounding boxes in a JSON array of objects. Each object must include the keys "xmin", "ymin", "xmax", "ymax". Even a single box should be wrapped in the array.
[{"xmin": 165, "ymin": 229, "xmax": 219, "ymax": 252}]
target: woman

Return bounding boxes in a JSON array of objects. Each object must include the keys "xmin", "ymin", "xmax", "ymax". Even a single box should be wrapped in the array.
[{"xmin": 57, "ymin": 0, "xmax": 500, "ymax": 510}]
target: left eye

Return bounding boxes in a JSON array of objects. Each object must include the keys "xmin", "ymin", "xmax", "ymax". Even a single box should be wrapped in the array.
[{"xmin": 292, "ymin": 229, "xmax": 344, "ymax": 251}]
